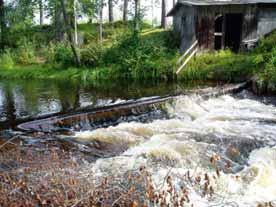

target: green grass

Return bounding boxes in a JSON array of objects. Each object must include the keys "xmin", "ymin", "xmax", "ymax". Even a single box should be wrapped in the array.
[
  {"xmin": 177, "ymin": 50, "xmax": 259, "ymax": 82},
  {"xmin": 1, "ymin": 22, "xmax": 275, "ymax": 85}
]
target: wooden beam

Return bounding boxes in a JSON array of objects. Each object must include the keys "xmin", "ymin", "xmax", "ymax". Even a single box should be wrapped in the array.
[
  {"xmin": 176, "ymin": 47, "xmax": 198, "ymax": 74},
  {"xmin": 177, "ymin": 40, "xmax": 198, "ymax": 65}
]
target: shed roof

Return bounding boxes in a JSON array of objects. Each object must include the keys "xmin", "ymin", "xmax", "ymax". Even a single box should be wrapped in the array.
[{"xmin": 167, "ymin": 0, "xmax": 276, "ymax": 15}]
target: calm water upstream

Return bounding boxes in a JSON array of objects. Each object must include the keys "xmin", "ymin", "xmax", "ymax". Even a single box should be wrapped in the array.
[
  {"xmin": 1, "ymin": 79, "xmax": 276, "ymax": 206},
  {"xmin": 0, "ymin": 79, "xmax": 206, "ymax": 127}
]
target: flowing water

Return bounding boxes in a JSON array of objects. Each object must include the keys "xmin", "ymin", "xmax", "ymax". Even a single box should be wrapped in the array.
[
  {"xmin": 1, "ymin": 79, "xmax": 276, "ymax": 206},
  {"xmin": 73, "ymin": 91, "xmax": 276, "ymax": 206}
]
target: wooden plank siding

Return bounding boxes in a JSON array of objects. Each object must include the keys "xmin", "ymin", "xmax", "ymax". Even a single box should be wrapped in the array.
[
  {"xmin": 172, "ymin": 3, "xmax": 276, "ymax": 53},
  {"xmin": 196, "ymin": 16, "xmax": 215, "ymax": 50}
]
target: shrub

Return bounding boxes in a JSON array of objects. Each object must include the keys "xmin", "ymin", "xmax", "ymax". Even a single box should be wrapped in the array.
[
  {"xmin": 53, "ymin": 43, "xmax": 74, "ymax": 67},
  {"xmin": 15, "ymin": 40, "xmax": 36, "ymax": 65},
  {"xmin": 164, "ymin": 30, "xmax": 181, "ymax": 49},
  {"xmin": 0, "ymin": 50, "xmax": 15, "ymax": 70},
  {"xmin": 80, "ymin": 44, "xmax": 102, "ymax": 67},
  {"xmin": 261, "ymin": 48, "xmax": 276, "ymax": 83},
  {"xmin": 255, "ymin": 30, "xmax": 276, "ymax": 54},
  {"xmin": 103, "ymin": 31, "xmax": 178, "ymax": 80}
]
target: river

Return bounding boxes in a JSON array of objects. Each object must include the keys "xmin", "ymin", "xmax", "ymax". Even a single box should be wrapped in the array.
[{"xmin": 0, "ymin": 79, "xmax": 276, "ymax": 206}]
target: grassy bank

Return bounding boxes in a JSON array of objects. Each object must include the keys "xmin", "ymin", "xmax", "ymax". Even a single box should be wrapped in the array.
[
  {"xmin": 0, "ymin": 22, "xmax": 275, "ymax": 84},
  {"xmin": 0, "ymin": 22, "xmax": 179, "ymax": 81}
]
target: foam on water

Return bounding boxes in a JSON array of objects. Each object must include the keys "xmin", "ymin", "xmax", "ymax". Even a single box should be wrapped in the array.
[{"xmin": 75, "ymin": 93, "xmax": 276, "ymax": 206}]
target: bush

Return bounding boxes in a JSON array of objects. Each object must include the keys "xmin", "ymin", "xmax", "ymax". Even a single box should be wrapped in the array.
[
  {"xmin": 103, "ymin": 31, "xmax": 178, "ymax": 80},
  {"xmin": 53, "ymin": 43, "xmax": 74, "ymax": 67},
  {"xmin": 255, "ymin": 30, "xmax": 276, "ymax": 54},
  {"xmin": 0, "ymin": 50, "xmax": 15, "ymax": 70},
  {"xmin": 16, "ymin": 41, "xmax": 36, "ymax": 65},
  {"xmin": 164, "ymin": 30, "xmax": 181, "ymax": 49},
  {"xmin": 261, "ymin": 48, "xmax": 276, "ymax": 83},
  {"xmin": 80, "ymin": 44, "xmax": 102, "ymax": 67}
]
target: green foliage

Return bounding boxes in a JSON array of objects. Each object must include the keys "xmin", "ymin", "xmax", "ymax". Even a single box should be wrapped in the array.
[
  {"xmin": 260, "ymin": 48, "xmax": 276, "ymax": 83},
  {"xmin": 163, "ymin": 30, "xmax": 181, "ymax": 49},
  {"xmin": 253, "ymin": 54, "xmax": 265, "ymax": 65},
  {"xmin": 255, "ymin": 30, "xmax": 276, "ymax": 54},
  {"xmin": 0, "ymin": 50, "xmax": 15, "ymax": 70},
  {"xmin": 15, "ymin": 40, "xmax": 36, "ymax": 65},
  {"xmin": 2, "ymin": 20, "xmax": 275, "ymax": 84},
  {"xmin": 53, "ymin": 43, "xmax": 74, "ymax": 67},
  {"xmin": 80, "ymin": 44, "xmax": 102, "ymax": 67},
  {"xmin": 178, "ymin": 50, "xmax": 258, "ymax": 82},
  {"xmin": 103, "ymin": 29, "xmax": 179, "ymax": 80}
]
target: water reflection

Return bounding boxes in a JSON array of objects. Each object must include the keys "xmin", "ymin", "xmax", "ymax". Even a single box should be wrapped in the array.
[{"xmin": 0, "ymin": 79, "xmax": 210, "ymax": 128}]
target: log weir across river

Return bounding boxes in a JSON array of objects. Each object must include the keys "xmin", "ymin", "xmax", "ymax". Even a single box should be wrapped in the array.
[{"xmin": 17, "ymin": 83, "xmax": 249, "ymax": 132}]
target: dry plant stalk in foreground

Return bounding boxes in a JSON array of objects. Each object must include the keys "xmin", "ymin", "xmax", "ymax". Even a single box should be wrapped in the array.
[{"xmin": 0, "ymin": 141, "xmax": 275, "ymax": 207}]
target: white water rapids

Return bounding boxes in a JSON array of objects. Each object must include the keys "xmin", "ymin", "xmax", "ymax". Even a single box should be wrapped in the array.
[{"xmin": 74, "ymin": 92, "xmax": 276, "ymax": 206}]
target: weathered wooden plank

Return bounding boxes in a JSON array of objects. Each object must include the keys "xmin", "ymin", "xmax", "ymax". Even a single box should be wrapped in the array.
[
  {"xmin": 176, "ymin": 47, "xmax": 198, "ymax": 74},
  {"xmin": 177, "ymin": 40, "xmax": 198, "ymax": 65}
]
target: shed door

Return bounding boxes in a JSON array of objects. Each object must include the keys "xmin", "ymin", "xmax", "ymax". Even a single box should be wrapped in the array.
[
  {"xmin": 214, "ymin": 15, "xmax": 223, "ymax": 50},
  {"xmin": 224, "ymin": 13, "xmax": 243, "ymax": 52}
]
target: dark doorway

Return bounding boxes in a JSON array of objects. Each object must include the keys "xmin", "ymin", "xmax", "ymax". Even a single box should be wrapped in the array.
[
  {"xmin": 214, "ymin": 15, "xmax": 223, "ymax": 50},
  {"xmin": 225, "ymin": 13, "xmax": 243, "ymax": 52}
]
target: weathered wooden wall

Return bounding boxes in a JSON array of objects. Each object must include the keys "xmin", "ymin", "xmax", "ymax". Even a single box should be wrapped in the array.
[
  {"xmin": 173, "ymin": 5, "xmax": 197, "ymax": 53},
  {"xmin": 257, "ymin": 5, "xmax": 276, "ymax": 37},
  {"xmin": 196, "ymin": 15, "xmax": 215, "ymax": 50},
  {"xmin": 173, "ymin": 3, "xmax": 276, "ymax": 53}
]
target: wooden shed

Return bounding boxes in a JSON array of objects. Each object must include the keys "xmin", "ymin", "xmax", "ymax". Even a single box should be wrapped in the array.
[{"xmin": 168, "ymin": 0, "xmax": 276, "ymax": 53}]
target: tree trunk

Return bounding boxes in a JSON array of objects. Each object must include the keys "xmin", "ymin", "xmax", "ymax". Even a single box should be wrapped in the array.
[
  {"xmin": 73, "ymin": 0, "xmax": 78, "ymax": 45},
  {"xmin": 134, "ymin": 0, "xmax": 140, "ymax": 32},
  {"xmin": 151, "ymin": 0, "xmax": 154, "ymax": 27},
  {"xmin": 39, "ymin": 0, "xmax": 44, "ymax": 25},
  {"xmin": 54, "ymin": 2, "xmax": 65, "ymax": 41},
  {"xmin": 98, "ymin": 0, "xmax": 103, "ymax": 44},
  {"xmin": 60, "ymin": 0, "xmax": 81, "ymax": 66},
  {"xmin": 161, "ymin": 0, "xmax": 167, "ymax": 29},
  {"xmin": 173, "ymin": 0, "xmax": 176, "ymax": 6},
  {"xmin": 123, "ymin": 0, "xmax": 128, "ymax": 21},
  {"xmin": 108, "ymin": 0, "xmax": 113, "ymax": 23},
  {"xmin": 0, "ymin": 0, "xmax": 5, "ymax": 50}
]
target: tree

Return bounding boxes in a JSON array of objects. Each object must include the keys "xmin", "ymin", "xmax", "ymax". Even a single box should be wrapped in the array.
[
  {"xmin": 73, "ymin": 0, "xmax": 78, "ymax": 45},
  {"xmin": 0, "ymin": 0, "xmax": 5, "ymax": 50},
  {"xmin": 108, "ymin": 0, "xmax": 113, "ymax": 22},
  {"xmin": 161, "ymin": 0, "xmax": 167, "ymax": 28},
  {"xmin": 78, "ymin": 0, "xmax": 97, "ymax": 23},
  {"xmin": 134, "ymin": 0, "xmax": 140, "ymax": 32},
  {"xmin": 123, "ymin": 0, "xmax": 128, "ymax": 21},
  {"xmin": 60, "ymin": 0, "xmax": 81, "ymax": 66},
  {"xmin": 98, "ymin": 0, "xmax": 103, "ymax": 43},
  {"xmin": 39, "ymin": 0, "xmax": 44, "ymax": 25}
]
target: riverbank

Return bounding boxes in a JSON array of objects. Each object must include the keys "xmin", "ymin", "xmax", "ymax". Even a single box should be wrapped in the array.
[{"xmin": 0, "ymin": 22, "xmax": 275, "ymax": 89}]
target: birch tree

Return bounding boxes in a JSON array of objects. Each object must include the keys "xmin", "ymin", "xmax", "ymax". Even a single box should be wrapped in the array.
[{"xmin": 134, "ymin": 0, "xmax": 140, "ymax": 32}]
